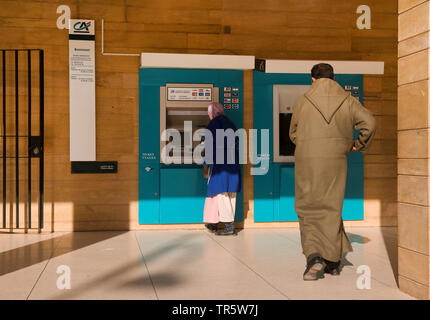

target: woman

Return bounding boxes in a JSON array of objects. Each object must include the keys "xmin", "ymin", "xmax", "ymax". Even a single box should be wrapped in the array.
[{"xmin": 203, "ymin": 102, "xmax": 241, "ymax": 236}]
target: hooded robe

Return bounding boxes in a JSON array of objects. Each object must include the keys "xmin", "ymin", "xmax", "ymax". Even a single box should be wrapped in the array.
[{"xmin": 289, "ymin": 78, "xmax": 376, "ymax": 262}]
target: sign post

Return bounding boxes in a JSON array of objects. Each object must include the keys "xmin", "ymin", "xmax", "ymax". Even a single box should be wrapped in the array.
[{"xmin": 68, "ymin": 19, "xmax": 96, "ymax": 161}]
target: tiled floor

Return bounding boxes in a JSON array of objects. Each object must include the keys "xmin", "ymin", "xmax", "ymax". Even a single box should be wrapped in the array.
[{"xmin": 0, "ymin": 227, "xmax": 414, "ymax": 300}]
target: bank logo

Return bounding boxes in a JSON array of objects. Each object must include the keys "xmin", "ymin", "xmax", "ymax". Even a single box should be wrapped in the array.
[{"xmin": 73, "ymin": 21, "xmax": 92, "ymax": 33}]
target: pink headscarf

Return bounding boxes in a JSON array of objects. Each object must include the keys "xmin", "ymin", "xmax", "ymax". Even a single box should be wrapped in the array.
[{"xmin": 208, "ymin": 102, "xmax": 224, "ymax": 119}]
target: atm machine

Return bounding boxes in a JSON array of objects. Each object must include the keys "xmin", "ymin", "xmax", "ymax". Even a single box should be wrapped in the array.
[
  {"xmin": 253, "ymin": 59, "xmax": 384, "ymax": 222},
  {"xmin": 139, "ymin": 53, "xmax": 252, "ymax": 224}
]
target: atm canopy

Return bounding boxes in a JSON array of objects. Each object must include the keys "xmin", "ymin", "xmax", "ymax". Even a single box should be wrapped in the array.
[
  {"xmin": 255, "ymin": 59, "xmax": 384, "ymax": 75},
  {"xmin": 140, "ymin": 53, "xmax": 384, "ymax": 75},
  {"xmin": 140, "ymin": 53, "xmax": 255, "ymax": 70}
]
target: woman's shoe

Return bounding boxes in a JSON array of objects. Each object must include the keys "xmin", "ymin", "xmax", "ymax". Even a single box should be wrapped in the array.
[
  {"xmin": 216, "ymin": 222, "xmax": 237, "ymax": 236},
  {"xmin": 205, "ymin": 223, "xmax": 218, "ymax": 233}
]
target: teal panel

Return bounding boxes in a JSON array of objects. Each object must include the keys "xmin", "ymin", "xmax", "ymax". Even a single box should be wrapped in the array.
[
  {"xmin": 279, "ymin": 165, "xmax": 297, "ymax": 221},
  {"xmin": 160, "ymin": 168, "xmax": 207, "ymax": 224},
  {"xmin": 343, "ymin": 162, "xmax": 364, "ymax": 220},
  {"xmin": 253, "ymin": 72, "xmax": 275, "ymax": 222},
  {"xmin": 139, "ymin": 68, "xmax": 244, "ymax": 224},
  {"xmin": 138, "ymin": 163, "xmax": 160, "ymax": 224},
  {"xmin": 139, "ymin": 68, "xmax": 161, "ymax": 224},
  {"xmin": 253, "ymin": 71, "xmax": 364, "ymax": 222},
  {"xmin": 139, "ymin": 77, "xmax": 161, "ymax": 164},
  {"xmin": 273, "ymin": 164, "xmax": 281, "ymax": 221}
]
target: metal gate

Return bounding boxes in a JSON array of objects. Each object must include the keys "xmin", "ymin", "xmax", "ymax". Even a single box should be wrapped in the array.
[{"xmin": 0, "ymin": 49, "xmax": 44, "ymax": 230}]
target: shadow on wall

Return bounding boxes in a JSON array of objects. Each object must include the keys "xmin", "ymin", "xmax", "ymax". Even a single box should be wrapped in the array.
[
  {"xmin": 0, "ymin": 48, "xmax": 137, "ymax": 234},
  {"xmin": 44, "ymin": 165, "xmax": 137, "ymax": 232}
]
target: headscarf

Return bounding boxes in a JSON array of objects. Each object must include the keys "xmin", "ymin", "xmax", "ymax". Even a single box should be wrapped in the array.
[{"xmin": 208, "ymin": 102, "xmax": 224, "ymax": 119}]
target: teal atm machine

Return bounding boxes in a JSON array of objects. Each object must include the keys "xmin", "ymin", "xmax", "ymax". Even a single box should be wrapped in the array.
[
  {"xmin": 139, "ymin": 53, "xmax": 253, "ymax": 224},
  {"xmin": 253, "ymin": 59, "xmax": 384, "ymax": 223}
]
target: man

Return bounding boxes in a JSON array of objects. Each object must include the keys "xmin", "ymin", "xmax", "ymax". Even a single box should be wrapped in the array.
[{"xmin": 289, "ymin": 63, "xmax": 376, "ymax": 281}]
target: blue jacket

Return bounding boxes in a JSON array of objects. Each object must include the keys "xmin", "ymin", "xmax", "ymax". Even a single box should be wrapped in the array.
[{"xmin": 204, "ymin": 115, "xmax": 242, "ymax": 197}]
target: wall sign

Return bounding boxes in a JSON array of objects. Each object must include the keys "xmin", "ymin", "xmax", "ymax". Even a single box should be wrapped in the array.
[
  {"xmin": 71, "ymin": 161, "xmax": 118, "ymax": 174},
  {"xmin": 69, "ymin": 19, "xmax": 96, "ymax": 161}
]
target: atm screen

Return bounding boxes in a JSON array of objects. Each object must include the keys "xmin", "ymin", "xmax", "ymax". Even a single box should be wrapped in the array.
[
  {"xmin": 273, "ymin": 84, "xmax": 309, "ymax": 162},
  {"xmin": 279, "ymin": 113, "xmax": 296, "ymax": 157}
]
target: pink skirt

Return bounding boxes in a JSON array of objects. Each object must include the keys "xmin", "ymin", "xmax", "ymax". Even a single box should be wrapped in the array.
[{"xmin": 203, "ymin": 196, "xmax": 219, "ymax": 223}]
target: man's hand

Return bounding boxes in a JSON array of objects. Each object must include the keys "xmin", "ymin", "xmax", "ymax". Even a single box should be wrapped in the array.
[{"xmin": 350, "ymin": 146, "xmax": 357, "ymax": 152}]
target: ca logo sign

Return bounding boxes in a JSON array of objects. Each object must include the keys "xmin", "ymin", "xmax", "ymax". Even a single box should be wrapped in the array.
[
  {"xmin": 56, "ymin": 265, "xmax": 71, "ymax": 290},
  {"xmin": 73, "ymin": 21, "xmax": 92, "ymax": 33}
]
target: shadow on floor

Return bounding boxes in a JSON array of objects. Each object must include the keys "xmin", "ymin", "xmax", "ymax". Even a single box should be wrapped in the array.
[
  {"xmin": 0, "ymin": 231, "xmax": 126, "ymax": 277},
  {"xmin": 347, "ymin": 232, "xmax": 371, "ymax": 244},
  {"xmin": 50, "ymin": 232, "xmax": 200, "ymax": 299},
  {"xmin": 345, "ymin": 229, "xmax": 399, "ymax": 287},
  {"xmin": 380, "ymin": 227, "xmax": 399, "ymax": 286},
  {"xmin": 51, "ymin": 258, "xmax": 182, "ymax": 300},
  {"xmin": 341, "ymin": 232, "xmax": 372, "ymax": 270}
]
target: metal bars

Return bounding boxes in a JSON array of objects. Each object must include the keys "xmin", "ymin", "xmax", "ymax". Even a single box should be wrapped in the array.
[{"xmin": 0, "ymin": 49, "xmax": 44, "ymax": 230}]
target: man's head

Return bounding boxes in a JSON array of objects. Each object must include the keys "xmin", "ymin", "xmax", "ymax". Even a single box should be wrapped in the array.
[{"xmin": 311, "ymin": 63, "xmax": 334, "ymax": 82}]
